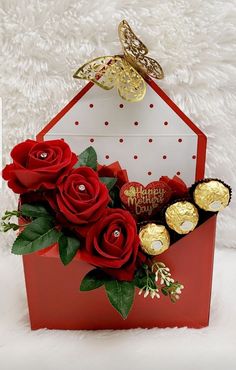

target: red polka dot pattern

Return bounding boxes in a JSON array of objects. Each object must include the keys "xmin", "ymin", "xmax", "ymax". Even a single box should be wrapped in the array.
[{"xmin": 49, "ymin": 87, "xmax": 201, "ymax": 187}]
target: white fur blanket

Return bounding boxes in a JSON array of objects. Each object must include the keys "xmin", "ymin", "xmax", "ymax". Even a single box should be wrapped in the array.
[{"xmin": 0, "ymin": 1, "xmax": 236, "ymax": 369}]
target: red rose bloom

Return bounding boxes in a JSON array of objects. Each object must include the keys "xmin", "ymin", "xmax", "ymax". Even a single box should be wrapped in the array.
[
  {"xmin": 2, "ymin": 139, "xmax": 77, "ymax": 194},
  {"xmin": 78, "ymin": 208, "xmax": 140, "ymax": 281},
  {"xmin": 47, "ymin": 167, "xmax": 110, "ymax": 236},
  {"xmin": 159, "ymin": 175, "xmax": 188, "ymax": 199},
  {"xmin": 98, "ymin": 161, "xmax": 128, "ymax": 188}
]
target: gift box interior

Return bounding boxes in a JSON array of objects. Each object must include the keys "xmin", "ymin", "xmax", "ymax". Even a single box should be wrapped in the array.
[{"xmin": 21, "ymin": 77, "xmax": 218, "ymax": 330}]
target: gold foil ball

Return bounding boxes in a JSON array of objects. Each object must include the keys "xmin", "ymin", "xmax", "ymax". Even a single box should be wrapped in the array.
[
  {"xmin": 165, "ymin": 201, "xmax": 199, "ymax": 234},
  {"xmin": 139, "ymin": 223, "xmax": 170, "ymax": 255},
  {"xmin": 193, "ymin": 180, "xmax": 230, "ymax": 212}
]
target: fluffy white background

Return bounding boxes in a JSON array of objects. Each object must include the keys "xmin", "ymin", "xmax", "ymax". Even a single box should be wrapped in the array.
[{"xmin": 0, "ymin": 0, "xmax": 236, "ymax": 369}]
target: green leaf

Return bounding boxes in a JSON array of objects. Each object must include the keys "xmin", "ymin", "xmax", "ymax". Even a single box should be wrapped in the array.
[
  {"xmin": 134, "ymin": 265, "xmax": 156, "ymax": 289},
  {"xmin": 134, "ymin": 274, "xmax": 156, "ymax": 289},
  {"xmin": 59, "ymin": 234, "xmax": 80, "ymax": 265},
  {"xmin": 80, "ymin": 269, "xmax": 109, "ymax": 291},
  {"xmin": 99, "ymin": 177, "xmax": 117, "ymax": 191},
  {"xmin": 105, "ymin": 280, "xmax": 135, "ymax": 319},
  {"xmin": 109, "ymin": 186, "xmax": 122, "ymax": 208},
  {"xmin": 21, "ymin": 204, "xmax": 50, "ymax": 219},
  {"xmin": 12, "ymin": 217, "xmax": 61, "ymax": 255},
  {"xmin": 75, "ymin": 146, "xmax": 97, "ymax": 170},
  {"xmin": 134, "ymin": 274, "xmax": 147, "ymax": 289}
]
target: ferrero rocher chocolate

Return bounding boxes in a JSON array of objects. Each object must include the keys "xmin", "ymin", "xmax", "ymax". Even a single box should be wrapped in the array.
[
  {"xmin": 165, "ymin": 201, "xmax": 199, "ymax": 234},
  {"xmin": 193, "ymin": 180, "xmax": 230, "ymax": 212},
  {"xmin": 139, "ymin": 223, "xmax": 170, "ymax": 255}
]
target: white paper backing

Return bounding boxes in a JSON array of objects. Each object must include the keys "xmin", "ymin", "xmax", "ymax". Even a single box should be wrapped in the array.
[{"xmin": 45, "ymin": 83, "xmax": 199, "ymax": 186}]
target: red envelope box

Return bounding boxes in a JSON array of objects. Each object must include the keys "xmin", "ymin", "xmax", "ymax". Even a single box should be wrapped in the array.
[
  {"xmin": 22, "ymin": 215, "xmax": 217, "ymax": 330},
  {"xmin": 22, "ymin": 78, "xmax": 214, "ymax": 329}
]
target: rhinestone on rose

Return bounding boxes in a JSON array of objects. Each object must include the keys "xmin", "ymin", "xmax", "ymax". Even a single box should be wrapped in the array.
[
  {"xmin": 78, "ymin": 184, "xmax": 86, "ymax": 191},
  {"xmin": 113, "ymin": 230, "xmax": 120, "ymax": 238},
  {"xmin": 40, "ymin": 152, "xmax": 48, "ymax": 159}
]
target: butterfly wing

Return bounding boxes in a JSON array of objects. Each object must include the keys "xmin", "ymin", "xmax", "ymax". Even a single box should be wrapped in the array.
[
  {"xmin": 74, "ymin": 55, "xmax": 146, "ymax": 102},
  {"xmin": 73, "ymin": 56, "xmax": 119, "ymax": 90},
  {"xmin": 118, "ymin": 20, "xmax": 164, "ymax": 80},
  {"xmin": 114, "ymin": 57, "xmax": 146, "ymax": 102},
  {"xmin": 135, "ymin": 56, "xmax": 164, "ymax": 79},
  {"xmin": 118, "ymin": 20, "xmax": 148, "ymax": 59}
]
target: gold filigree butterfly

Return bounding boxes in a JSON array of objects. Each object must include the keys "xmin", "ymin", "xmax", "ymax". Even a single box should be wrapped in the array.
[{"xmin": 73, "ymin": 20, "xmax": 164, "ymax": 102}]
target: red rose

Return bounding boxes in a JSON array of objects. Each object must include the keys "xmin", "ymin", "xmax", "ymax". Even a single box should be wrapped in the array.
[
  {"xmin": 78, "ymin": 208, "xmax": 140, "ymax": 281},
  {"xmin": 2, "ymin": 139, "xmax": 77, "ymax": 194},
  {"xmin": 47, "ymin": 167, "xmax": 110, "ymax": 236},
  {"xmin": 98, "ymin": 161, "xmax": 128, "ymax": 188},
  {"xmin": 159, "ymin": 175, "xmax": 188, "ymax": 199}
]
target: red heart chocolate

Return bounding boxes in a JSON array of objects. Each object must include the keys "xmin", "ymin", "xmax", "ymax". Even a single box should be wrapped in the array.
[{"xmin": 120, "ymin": 181, "xmax": 172, "ymax": 219}]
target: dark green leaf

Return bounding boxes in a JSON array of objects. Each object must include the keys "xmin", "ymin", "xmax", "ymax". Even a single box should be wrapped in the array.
[
  {"xmin": 59, "ymin": 234, "xmax": 80, "ymax": 265},
  {"xmin": 109, "ymin": 186, "xmax": 122, "ymax": 208},
  {"xmin": 12, "ymin": 217, "xmax": 61, "ymax": 255},
  {"xmin": 80, "ymin": 269, "xmax": 109, "ymax": 291},
  {"xmin": 105, "ymin": 280, "xmax": 135, "ymax": 319},
  {"xmin": 134, "ymin": 274, "xmax": 147, "ymax": 289},
  {"xmin": 99, "ymin": 177, "xmax": 117, "ymax": 191},
  {"xmin": 75, "ymin": 146, "xmax": 97, "ymax": 170},
  {"xmin": 134, "ymin": 268, "xmax": 156, "ymax": 289},
  {"xmin": 21, "ymin": 204, "xmax": 50, "ymax": 219}
]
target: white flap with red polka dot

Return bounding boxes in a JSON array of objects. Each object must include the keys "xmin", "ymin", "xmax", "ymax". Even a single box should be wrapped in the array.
[{"xmin": 38, "ymin": 79, "xmax": 207, "ymax": 186}]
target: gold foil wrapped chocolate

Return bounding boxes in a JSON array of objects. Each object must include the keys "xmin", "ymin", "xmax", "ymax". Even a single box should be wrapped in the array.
[
  {"xmin": 139, "ymin": 223, "xmax": 170, "ymax": 255},
  {"xmin": 165, "ymin": 201, "xmax": 199, "ymax": 234},
  {"xmin": 193, "ymin": 180, "xmax": 230, "ymax": 212}
]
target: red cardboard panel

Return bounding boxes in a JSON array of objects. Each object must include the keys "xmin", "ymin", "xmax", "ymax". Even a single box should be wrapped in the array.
[{"xmin": 23, "ymin": 215, "xmax": 216, "ymax": 330}]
